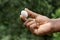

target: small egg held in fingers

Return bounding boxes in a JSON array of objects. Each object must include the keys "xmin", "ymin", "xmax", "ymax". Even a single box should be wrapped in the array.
[{"xmin": 21, "ymin": 10, "xmax": 28, "ymax": 17}]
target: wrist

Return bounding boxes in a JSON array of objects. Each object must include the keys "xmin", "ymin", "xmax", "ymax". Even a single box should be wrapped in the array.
[{"xmin": 50, "ymin": 18, "xmax": 60, "ymax": 32}]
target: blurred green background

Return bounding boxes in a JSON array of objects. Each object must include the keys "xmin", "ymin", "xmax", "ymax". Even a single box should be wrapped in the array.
[{"xmin": 0, "ymin": 0, "xmax": 60, "ymax": 40}]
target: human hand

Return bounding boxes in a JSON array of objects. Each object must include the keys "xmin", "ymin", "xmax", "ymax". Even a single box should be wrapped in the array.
[{"xmin": 20, "ymin": 8, "xmax": 54, "ymax": 35}]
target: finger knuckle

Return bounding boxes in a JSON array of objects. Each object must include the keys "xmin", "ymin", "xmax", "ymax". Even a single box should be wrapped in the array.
[
  {"xmin": 26, "ymin": 23, "xmax": 30, "ymax": 26},
  {"xmin": 30, "ymin": 25, "xmax": 33, "ymax": 28}
]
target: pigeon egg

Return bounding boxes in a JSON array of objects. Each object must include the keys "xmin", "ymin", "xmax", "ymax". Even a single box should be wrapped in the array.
[{"xmin": 21, "ymin": 10, "xmax": 28, "ymax": 17}]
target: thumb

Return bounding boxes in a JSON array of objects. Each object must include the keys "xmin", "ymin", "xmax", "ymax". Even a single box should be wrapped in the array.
[
  {"xmin": 20, "ymin": 15, "xmax": 27, "ymax": 21},
  {"xmin": 25, "ymin": 8, "xmax": 39, "ymax": 18}
]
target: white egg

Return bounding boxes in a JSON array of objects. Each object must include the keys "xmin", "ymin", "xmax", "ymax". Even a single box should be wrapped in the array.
[{"xmin": 21, "ymin": 10, "xmax": 28, "ymax": 17}]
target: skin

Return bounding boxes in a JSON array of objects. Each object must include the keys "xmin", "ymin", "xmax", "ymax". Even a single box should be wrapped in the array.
[{"xmin": 20, "ymin": 8, "xmax": 60, "ymax": 35}]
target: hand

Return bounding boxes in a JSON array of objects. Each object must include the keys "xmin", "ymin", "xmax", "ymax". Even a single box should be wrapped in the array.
[{"xmin": 20, "ymin": 8, "xmax": 54, "ymax": 35}]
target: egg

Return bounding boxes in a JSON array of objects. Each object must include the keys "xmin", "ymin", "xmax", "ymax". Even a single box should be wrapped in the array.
[{"xmin": 21, "ymin": 10, "xmax": 28, "ymax": 17}]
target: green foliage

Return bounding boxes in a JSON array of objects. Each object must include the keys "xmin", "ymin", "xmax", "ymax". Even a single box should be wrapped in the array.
[
  {"xmin": 53, "ymin": 33, "xmax": 60, "ymax": 40},
  {"xmin": 0, "ymin": 0, "xmax": 60, "ymax": 40},
  {"xmin": 52, "ymin": 8, "xmax": 60, "ymax": 18}
]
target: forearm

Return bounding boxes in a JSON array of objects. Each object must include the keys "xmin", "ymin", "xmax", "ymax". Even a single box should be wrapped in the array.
[{"xmin": 51, "ymin": 18, "xmax": 60, "ymax": 32}]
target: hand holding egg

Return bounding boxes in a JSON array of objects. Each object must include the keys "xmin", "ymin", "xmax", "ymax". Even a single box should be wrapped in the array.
[{"xmin": 20, "ymin": 8, "xmax": 53, "ymax": 35}]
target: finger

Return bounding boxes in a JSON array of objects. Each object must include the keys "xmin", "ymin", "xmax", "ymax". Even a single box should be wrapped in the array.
[
  {"xmin": 24, "ymin": 18, "xmax": 34, "ymax": 25},
  {"xmin": 25, "ymin": 8, "xmax": 39, "ymax": 18},
  {"xmin": 20, "ymin": 15, "xmax": 27, "ymax": 21},
  {"xmin": 29, "ymin": 23, "xmax": 37, "ymax": 29},
  {"xmin": 26, "ymin": 21, "xmax": 35, "ymax": 28}
]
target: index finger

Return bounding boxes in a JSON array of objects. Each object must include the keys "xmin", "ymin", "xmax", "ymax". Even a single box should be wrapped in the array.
[
  {"xmin": 25, "ymin": 8, "xmax": 39, "ymax": 18},
  {"xmin": 20, "ymin": 15, "xmax": 27, "ymax": 21}
]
